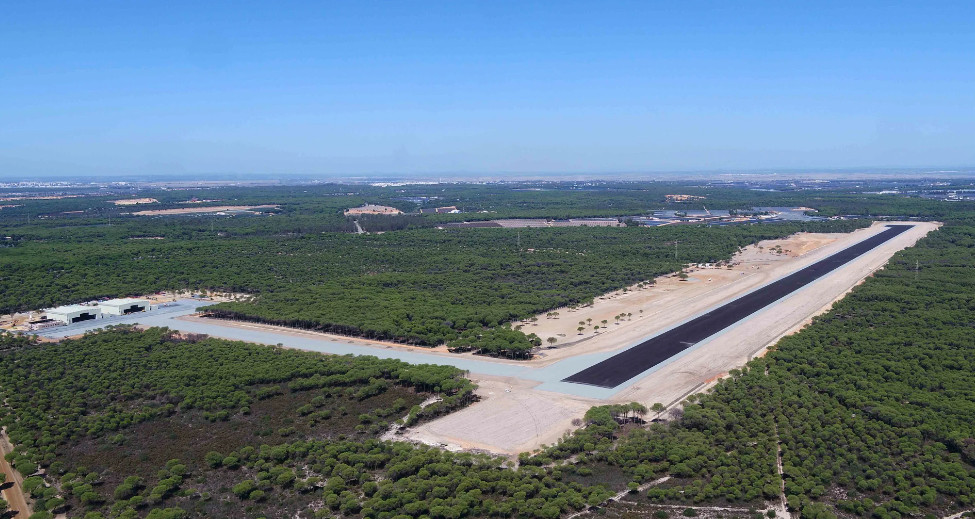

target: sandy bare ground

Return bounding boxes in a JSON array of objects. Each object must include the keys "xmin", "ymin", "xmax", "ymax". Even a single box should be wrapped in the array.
[
  {"xmin": 404, "ymin": 222, "xmax": 939, "ymax": 455},
  {"xmin": 111, "ymin": 197, "xmax": 158, "ymax": 205},
  {"xmin": 344, "ymin": 204, "xmax": 402, "ymax": 216},
  {"xmin": 0, "ymin": 427, "xmax": 33, "ymax": 516},
  {"xmin": 148, "ymin": 290, "xmax": 247, "ymax": 303},
  {"xmin": 131, "ymin": 205, "xmax": 279, "ymax": 215},
  {"xmin": 404, "ymin": 377, "xmax": 595, "ymax": 454}
]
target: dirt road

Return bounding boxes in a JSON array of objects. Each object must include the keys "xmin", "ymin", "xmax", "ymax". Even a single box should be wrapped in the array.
[{"xmin": 0, "ymin": 427, "xmax": 32, "ymax": 516}]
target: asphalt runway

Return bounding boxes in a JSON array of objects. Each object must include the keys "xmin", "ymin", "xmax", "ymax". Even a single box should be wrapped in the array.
[{"xmin": 563, "ymin": 224, "xmax": 913, "ymax": 388}]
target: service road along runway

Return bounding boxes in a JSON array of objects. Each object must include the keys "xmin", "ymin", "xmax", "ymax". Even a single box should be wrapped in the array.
[{"xmin": 563, "ymin": 224, "xmax": 913, "ymax": 388}]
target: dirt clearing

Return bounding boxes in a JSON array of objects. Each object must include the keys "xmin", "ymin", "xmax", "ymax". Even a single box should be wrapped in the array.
[
  {"xmin": 131, "ymin": 205, "xmax": 279, "ymax": 215},
  {"xmin": 402, "ymin": 377, "xmax": 596, "ymax": 455}
]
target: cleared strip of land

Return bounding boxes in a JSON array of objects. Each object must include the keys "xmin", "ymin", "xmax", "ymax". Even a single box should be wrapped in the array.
[
  {"xmin": 563, "ymin": 225, "xmax": 912, "ymax": 388},
  {"xmin": 131, "ymin": 205, "xmax": 278, "ymax": 215}
]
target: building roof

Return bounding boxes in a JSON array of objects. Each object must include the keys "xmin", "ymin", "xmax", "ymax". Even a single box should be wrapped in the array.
[
  {"xmin": 100, "ymin": 298, "xmax": 151, "ymax": 306},
  {"xmin": 45, "ymin": 304, "xmax": 99, "ymax": 314}
]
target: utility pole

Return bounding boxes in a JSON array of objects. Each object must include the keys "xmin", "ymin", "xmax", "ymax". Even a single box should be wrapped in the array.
[
  {"xmin": 517, "ymin": 230, "xmax": 521, "ymax": 250},
  {"xmin": 915, "ymin": 260, "xmax": 919, "ymax": 281},
  {"xmin": 674, "ymin": 240, "xmax": 679, "ymax": 260}
]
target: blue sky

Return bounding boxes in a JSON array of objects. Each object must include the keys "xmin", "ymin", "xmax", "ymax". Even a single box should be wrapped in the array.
[{"xmin": 1, "ymin": 1, "xmax": 973, "ymax": 177}]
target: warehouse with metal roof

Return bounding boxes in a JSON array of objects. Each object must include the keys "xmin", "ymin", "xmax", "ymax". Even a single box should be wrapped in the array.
[
  {"xmin": 44, "ymin": 305, "xmax": 103, "ymax": 324},
  {"xmin": 98, "ymin": 298, "xmax": 154, "ymax": 316}
]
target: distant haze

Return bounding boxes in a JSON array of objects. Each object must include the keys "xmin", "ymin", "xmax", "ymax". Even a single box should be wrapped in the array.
[{"xmin": 1, "ymin": 1, "xmax": 974, "ymax": 179}]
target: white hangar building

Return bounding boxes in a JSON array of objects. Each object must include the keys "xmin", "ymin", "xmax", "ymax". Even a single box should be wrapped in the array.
[
  {"xmin": 44, "ymin": 305, "xmax": 103, "ymax": 324},
  {"xmin": 99, "ymin": 298, "xmax": 155, "ymax": 316}
]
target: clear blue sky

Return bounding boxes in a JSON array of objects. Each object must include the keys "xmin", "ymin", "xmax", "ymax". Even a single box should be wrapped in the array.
[{"xmin": 2, "ymin": 1, "xmax": 973, "ymax": 178}]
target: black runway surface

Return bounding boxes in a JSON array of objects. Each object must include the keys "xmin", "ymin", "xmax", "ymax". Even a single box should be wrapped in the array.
[{"xmin": 563, "ymin": 225, "xmax": 913, "ymax": 388}]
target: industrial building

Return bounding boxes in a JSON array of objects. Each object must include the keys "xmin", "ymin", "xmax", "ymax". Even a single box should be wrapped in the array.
[
  {"xmin": 44, "ymin": 305, "xmax": 103, "ymax": 324},
  {"xmin": 99, "ymin": 298, "xmax": 154, "ymax": 316}
]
